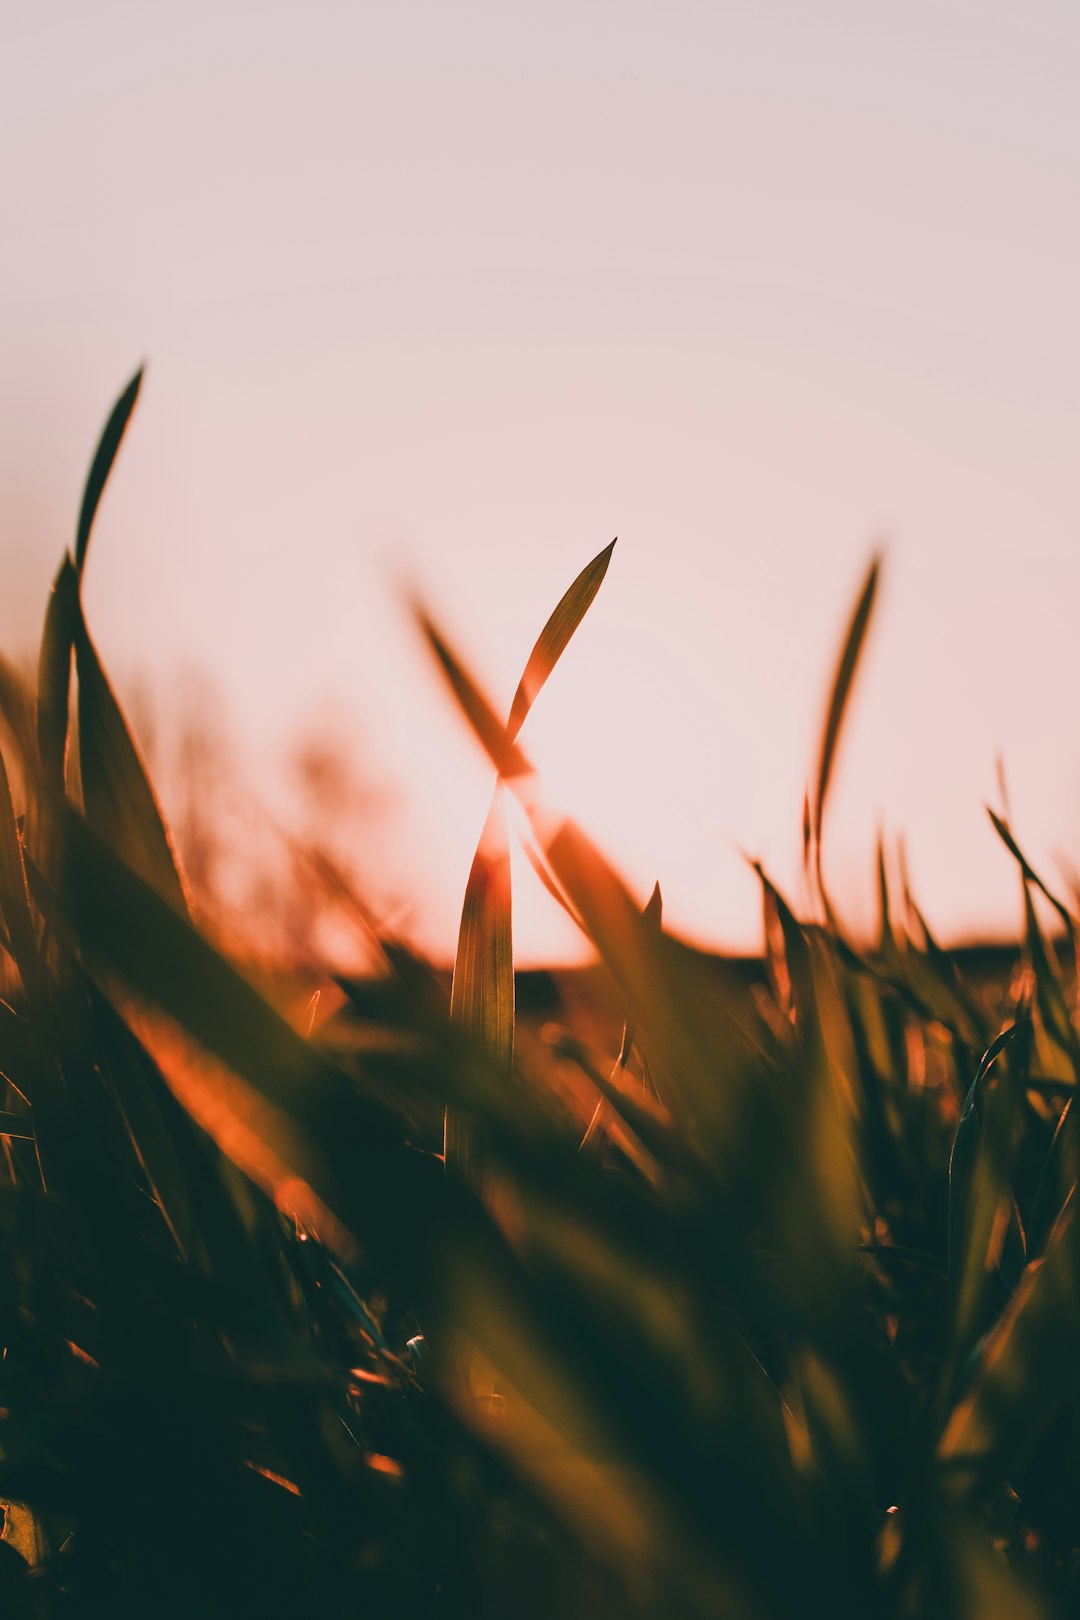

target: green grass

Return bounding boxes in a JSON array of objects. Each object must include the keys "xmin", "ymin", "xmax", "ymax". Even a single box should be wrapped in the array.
[{"xmin": 0, "ymin": 373, "xmax": 1077, "ymax": 1616}]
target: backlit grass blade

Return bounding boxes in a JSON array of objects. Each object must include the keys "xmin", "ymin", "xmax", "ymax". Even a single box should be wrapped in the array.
[
  {"xmin": 451, "ymin": 789, "xmax": 514, "ymax": 1075},
  {"xmin": 985, "ymin": 812, "xmax": 1076, "ymax": 1066},
  {"xmin": 418, "ymin": 606, "xmax": 757, "ymax": 1139},
  {"xmin": 988, "ymin": 809, "xmax": 1074, "ymax": 937},
  {"xmin": 432, "ymin": 566, "xmax": 734, "ymax": 1120},
  {"xmin": 87, "ymin": 983, "xmax": 312, "ymax": 1327},
  {"xmin": 945, "ymin": 1022, "xmax": 1030, "ymax": 1389},
  {"xmin": 1028, "ymin": 1095, "xmax": 1077, "ymax": 1255},
  {"xmin": 72, "ymin": 594, "xmax": 189, "ymax": 917},
  {"xmin": 775, "ymin": 903, "xmax": 863, "ymax": 1289},
  {"xmin": 428, "ymin": 540, "xmax": 616, "ymax": 1183},
  {"xmin": 87, "ymin": 982, "xmax": 213, "ymax": 1266},
  {"xmin": 906, "ymin": 898, "xmax": 989, "ymax": 1048},
  {"xmin": 51, "ymin": 805, "xmax": 346, "ymax": 1129},
  {"xmin": 0, "ymin": 653, "xmax": 37, "ymax": 768},
  {"xmin": 48, "ymin": 804, "xmax": 447, "ymax": 1270},
  {"xmin": 752, "ymin": 862, "xmax": 815, "ymax": 1028},
  {"xmin": 446, "ymin": 787, "xmax": 513, "ymax": 1181},
  {"xmin": 507, "ymin": 539, "xmax": 615, "ymax": 741},
  {"xmin": 812, "ymin": 554, "xmax": 880, "ymax": 870},
  {"xmin": 36, "ymin": 557, "xmax": 79, "ymax": 794},
  {"xmin": 0, "ymin": 746, "xmax": 39, "ymax": 997},
  {"xmin": 518, "ymin": 830, "xmax": 587, "ymax": 934},
  {"xmin": 876, "ymin": 834, "xmax": 894, "ymax": 956},
  {"xmin": 544, "ymin": 817, "xmax": 755, "ymax": 1139},
  {"xmin": 939, "ymin": 1194, "xmax": 1080, "ymax": 1480},
  {"xmin": 580, "ymin": 882, "xmax": 663, "ymax": 1154},
  {"xmin": 74, "ymin": 366, "xmax": 143, "ymax": 576},
  {"xmin": 1021, "ymin": 883, "xmax": 1074, "ymax": 1061},
  {"xmin": 414, "ymin": 607, "xmax": 532, "ymax": 781}
]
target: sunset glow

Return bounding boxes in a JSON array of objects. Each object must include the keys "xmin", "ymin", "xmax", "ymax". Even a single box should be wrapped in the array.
[
  {"xmin": 4, "ymin": 4, "xmax": 1079, "ymax": 964},
  {"xmin": 4, "ymin": 10, "xmax": 1080, "ymax": 1614}
]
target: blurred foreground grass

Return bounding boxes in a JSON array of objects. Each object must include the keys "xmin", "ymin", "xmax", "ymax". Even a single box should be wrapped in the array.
[{"xmin": 0, "ymin": 375, "xmax": 1077, "ymax": 1617}]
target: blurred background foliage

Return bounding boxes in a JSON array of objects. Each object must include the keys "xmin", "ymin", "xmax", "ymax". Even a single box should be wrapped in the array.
[{"xmin": 0, "ymin": 378, "xmax": 1077, "ymax": 1617}]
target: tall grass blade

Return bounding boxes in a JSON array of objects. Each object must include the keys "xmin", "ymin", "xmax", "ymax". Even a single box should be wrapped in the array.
[
  {"xmin": 988, "ymin": 812, "xmax": 1076, "ymax": 1062},
  {"xmin": 414, "ymin": 608, "xmax": 532, "ymax": 782},
  {"xmin": 36, "ymin": 557, "xmax": 79, "ymax": 793},
  {"xmin": 507, "ymin": 539, "xmax": 615, "ymax": 740},
  {"xmin": 907, "ymin": 899, "xmax": 988, "ymax": 1048},
  {"xmin": 432, "ymin": 541, "xmax": 615, "ymax": 1183},
  {"xmin": 988, "ymin": 809, "xmax": 1074, "ymax": 936},
  {"xmin": 0, "ymin": 747, "xmax": 38, "ymax": 996},
  {"xmin": 946, "ymin": 1023, "xmax": 1030, "ymax": 1387},
  {"xmin": 876, "ymin": 833, "xmax": 893, "ymax": 956},
  {"xmin": 52, "ymin": 806, "xmax": 468, "ymax": 1282},
  {"xmin": 518, "ymin": 830, "xmax": 587, "ymax": 933},
  {"xmin": 72, "ymin": 595, "xmax": 188, "ymax": 916},
  {"xmin": 446, "ymin": 787, "xmax": 513, "ymax": 1181},
  {"xmin": 812, "ymin": 554, "xmax": 880, "ymax": 870},
  {"xmin": 420, "ymin": 608, "xmax": 757, "ymax": 1138},
  {"xmin": 939, "ymin": 1195, "xmax": 1080, "ymax": 1481},
  {"xmin": 74, "ymin": 367, "xmax": 143, "ymax": 575},
  {"xmin": 0, "ymin": 654, "xmax": 37, "ymax": 767}
]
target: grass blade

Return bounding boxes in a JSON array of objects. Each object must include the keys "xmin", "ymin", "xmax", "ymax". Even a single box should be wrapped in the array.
[
  {"xmin": 0, "ymin": 653, "xmax": 37, "ymax": 768},
  {"xmin": 36, "ymin": 557, "xmax": 79, "ymax": 793},
  {"xmin": 419, "ymin": 605, "xmax": 760, "ymax": 1132},
  {"xmin": 988, "ymin": 809, "xmax": 1074, "ymax": 937},
  {"xmin": 0, "ymin": 746, "xmax": 39, "ymax": 997},
  {"xmin": 812, "ymin": 554, "xmax": 881, "ymax": 869},
  {"xmin": 518, "ymin": 830, "xmax": 587, "ymax": 934},
  {"xmin": 72, "ymin": 594, "xmax": 188, "ymax": 916},
  {"xmin": 45, "ymin": 804, "xmax": 455, "ymax": 1276},
  {"xmin": 74, "ymin": 367, "xmax": 143, "ymax": 575},
  {"xmin": 414, "ymin": 607, "xmax": 532, "ymax": 781},
  {"xmin": 939, "ymin": 1195, "xmax": 1080, "ymax": 1483},
  {"xmin": 446, "ymin": 787, "xmax": 514, "ymax": 1181},
  {"xmin": 428, "ymin": 540, "xmax": 616, "ymax": 1182},
  {"xmin": 507, "ymin": 539, "xmax": 615, "ymax": 740}
]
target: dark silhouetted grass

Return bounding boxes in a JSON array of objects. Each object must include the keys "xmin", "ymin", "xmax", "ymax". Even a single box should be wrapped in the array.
[{"xmin": 0, "ymin": 375, "xmax": 1076, "ymax": 1618}]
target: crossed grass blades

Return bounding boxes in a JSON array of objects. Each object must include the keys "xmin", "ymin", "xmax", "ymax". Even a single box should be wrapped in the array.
[{"xmin": 0, "ymin": 376, "xmax": 1076, "ymax": 1618}]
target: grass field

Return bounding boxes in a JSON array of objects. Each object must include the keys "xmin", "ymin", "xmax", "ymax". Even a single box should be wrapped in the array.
[{"xmin": 0, "ymin": 375, "xmax": 1078, "ymax": 1617}]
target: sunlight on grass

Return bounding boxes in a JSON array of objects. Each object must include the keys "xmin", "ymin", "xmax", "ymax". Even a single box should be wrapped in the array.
[{"xmin": 0, "ymin": 375, "xmax": 1074, "ymax": 1617}]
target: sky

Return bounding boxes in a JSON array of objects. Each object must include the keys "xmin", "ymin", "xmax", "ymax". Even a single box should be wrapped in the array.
[{"xmin": 2, "ymin": 1, "xmax": 1079, "ymax": 963}]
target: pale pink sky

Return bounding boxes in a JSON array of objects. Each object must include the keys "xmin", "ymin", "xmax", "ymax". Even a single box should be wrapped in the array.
[{"xmin": 3, "ymin": 3, "xmax": 1079, "ymax": 962}]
